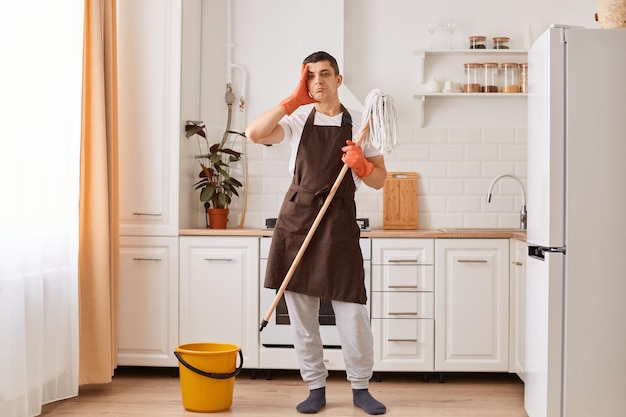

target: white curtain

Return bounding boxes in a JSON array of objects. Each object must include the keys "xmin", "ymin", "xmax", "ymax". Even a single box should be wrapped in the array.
[{"xmin": 0, "ymin": 1, "xmax": 84, "ymax": 416}]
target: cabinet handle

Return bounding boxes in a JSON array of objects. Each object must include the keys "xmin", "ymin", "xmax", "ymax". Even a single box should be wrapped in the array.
[
  {"xmin": 132, "ymin": 212, "xmax": 162, "ymax": 216},
  {"xmin": 457, "ymin": 259, "xmax": 488, "ymax": 263},
  {"xmin": 203, "ymin": 258, "xmax": 234, "ymax": 262},
  {"xmin": 388, "ymin": 259, "xmax": 419, "ymax": 263},
  {"xmin": 388, "ymin": 338, "xmax": 418, "ymax": 342},
  {"xmin": 388, "ymin": 312, "xmax": 418, "ymax": 316},
  {"xmin": 388, "ymin": 285, "xmax": 419, "ymax": 289},
  {"xmin": 512, "ymin": 261, "xmax": 523, "ymax": 266},
  {"xmin": 133, "ymin": 257, "xmax": 162, "ymax": 261}
]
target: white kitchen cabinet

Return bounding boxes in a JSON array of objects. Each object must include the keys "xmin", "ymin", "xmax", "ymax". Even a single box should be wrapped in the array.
[
  {"xmin": 435, "ymin": 239, "xmax": 510, "ymax": 372},
  {"xmin": 179, "ymin": 236, "xmax": 260, "ymax": 368},
  {"xmin": 117, "ymin": 0, "xmax": 181, "ymax": 237},
  {"xmin": 413, "ymin": 49, "xmax": 527, "ymax": 127},
  {"xmin": 509, "ymin": 238, "xmax": 527, "ymax": 380},
  {"xmin": 371, "ymin": 238, "xmax": 435, "ymax": 372},
  {"xmin": 117, "ymin": 236, "xmax": 179, "ymax": 367}
]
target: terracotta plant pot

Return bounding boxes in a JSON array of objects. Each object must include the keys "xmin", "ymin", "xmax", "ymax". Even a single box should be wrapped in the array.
[{"xmin": 207, "ymin": 208, "xmax": 229, "ymax": 229}]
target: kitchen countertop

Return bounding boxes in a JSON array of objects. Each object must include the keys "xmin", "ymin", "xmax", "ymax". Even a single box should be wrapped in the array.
[{"xmin": 179, "ymin": 228, "xmax": 527, "ymax": 241}]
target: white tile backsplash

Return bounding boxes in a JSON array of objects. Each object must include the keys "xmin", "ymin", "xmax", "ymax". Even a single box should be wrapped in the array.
[
  {"xmin": 447, "ymin": 162, "xmax": 482, "ymax": 178},
  {"xmin": 194, "ymin": 126, "xmax": 527, "ymax": 230}
]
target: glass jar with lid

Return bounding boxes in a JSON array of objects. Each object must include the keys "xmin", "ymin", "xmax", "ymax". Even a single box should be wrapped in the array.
[
  {"xmin": 520, "ymin": 63, "xmax": 529, "ymax": 93},
  {"xmin": 463, "ymin": 63, "xmax": 482, "ymax": 93},
  {"xmin": 469, "ymin": 36, "xmax": 486, "ymax": 49},
  {"xmin": 493, "ymin": 36, "xmax": 510, "ymax": 49},
  {"xmin": 482, "ymin": 62, "xmax": 499, "ymax": 93},
  {"xmin": 501, "ymin": 62, "xmax": 520, "ymax": 93}
]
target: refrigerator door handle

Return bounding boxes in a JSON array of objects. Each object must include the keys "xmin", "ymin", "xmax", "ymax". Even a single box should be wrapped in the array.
[{"xmin": 528, "ymin": 245, "xmax": 566, "ymax": 260}]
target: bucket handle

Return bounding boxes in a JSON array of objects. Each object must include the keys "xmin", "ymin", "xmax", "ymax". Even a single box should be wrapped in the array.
[{"xmin": 174, "ymin": 350, "xmax": 244, "ymax": 380}]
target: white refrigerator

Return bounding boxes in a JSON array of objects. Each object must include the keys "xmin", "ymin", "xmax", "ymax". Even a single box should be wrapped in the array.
[{"xmin": 525, "ymin": 26, "xmax": 626, "ymax": 417}]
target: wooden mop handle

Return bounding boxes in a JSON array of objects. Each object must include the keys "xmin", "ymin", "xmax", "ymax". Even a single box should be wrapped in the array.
[{"xmin": 259, "ymin": 122, "xmax": 370, "ymax": 331}]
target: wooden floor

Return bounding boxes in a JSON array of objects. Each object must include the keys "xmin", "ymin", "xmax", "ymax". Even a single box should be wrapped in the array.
[{"xmin": 41, "ymin": 367, "xmax": 528, "ymax": 416}]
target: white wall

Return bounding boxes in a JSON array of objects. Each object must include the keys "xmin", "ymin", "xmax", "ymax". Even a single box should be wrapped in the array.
[{"xmin": 181, "ymin": 0, "xmax": 600, "ymax": 230}]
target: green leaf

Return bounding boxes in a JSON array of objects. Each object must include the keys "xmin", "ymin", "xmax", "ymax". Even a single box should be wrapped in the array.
[
  {"xmin": 221, "ymin": 148, "xmax": 242, "ymax": 158},
  {"xmin": 215, "ymin": 165, "xmax": 229, "ymax": 177},
  {"xmin": 209, "ymin": 152, "xmax": 223, "ymax": 165},
  {"xmin": 185, "ymin": 121, "xmax": 206, "ymax": 139},
  {"xmin": 217, "ymin": 192, "xmax": 229, "ymax": 208},
  {"xmin": 227, "ymin": 177, "xmax": 243, "ymax": 187},
  {"xmin": 200, "ymin": 185, "xmax": 215, "ymax": 202}
]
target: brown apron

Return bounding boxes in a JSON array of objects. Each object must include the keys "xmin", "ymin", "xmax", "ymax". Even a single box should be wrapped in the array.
[{"xmin": 264, "ymin": 107, "xmax": 366, "ymax": 304}]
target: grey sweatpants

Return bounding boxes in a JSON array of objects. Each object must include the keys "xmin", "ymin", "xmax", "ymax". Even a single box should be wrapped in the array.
[{"xmin": 284, "ymin": 290, "xmax": 374, "ymax": 390}]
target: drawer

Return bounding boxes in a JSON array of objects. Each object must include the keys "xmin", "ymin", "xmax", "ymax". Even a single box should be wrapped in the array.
[
  {"xmin": 371, "ymin": 291, "xmax": 434, "ymax": 319},
  {"xmin": 372, "ymin": 318, "xmax": 434, "ymax": 372},
  {"xmin": 371, "ymin": 264, "xmax": 434, "ymax": 292},
  {"xmin": 374, "ymin": 317, "xmax": 433, "ymax": 347},
  {"xmin": 372, "ymin": 238, "xmax": 434, "ymax": 264}
]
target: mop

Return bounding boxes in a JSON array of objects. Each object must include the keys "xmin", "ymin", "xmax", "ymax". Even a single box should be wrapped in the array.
[{"xmin": 259, "ymin": 89, "xmax": 398, "ymax": 331}]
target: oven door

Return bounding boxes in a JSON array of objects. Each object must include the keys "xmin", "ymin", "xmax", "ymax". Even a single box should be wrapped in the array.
[{"xmin": 259, "ymin": 237, "xmax": 370, "ymax": 349}]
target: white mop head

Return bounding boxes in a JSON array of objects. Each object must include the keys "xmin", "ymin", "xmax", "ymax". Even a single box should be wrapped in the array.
[{"xmin": 357, "ymin": 89, "xmax": 398, "ymax": 154}]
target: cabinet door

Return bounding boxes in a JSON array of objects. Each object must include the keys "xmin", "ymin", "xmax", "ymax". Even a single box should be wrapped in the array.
[
  {"xmin": 117, "ymin": 236, "xmax": 179, "ymax": 367},
  {"xmin": 117, "ymin": 0, "xmax": 181, "ymax": 236},
  {"xmin": 435, "ymin": 239, "xmax": 509, "ymax": 371},
  {"xmin": 179, "ymin": 236, "xmax": 259, "ymax": 368},
  {"xmin": 510, "ymin": 238, "xmax": 527, "ymax": 380}
]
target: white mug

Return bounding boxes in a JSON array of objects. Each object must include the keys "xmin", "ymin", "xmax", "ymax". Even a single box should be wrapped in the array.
[
  {"xmin": 444, "ymin": 81, "xmax": 461, "ymax": 92},
  {"xmin": 425, "ymin": 79, "xmax": 441, "ymax": 92}
]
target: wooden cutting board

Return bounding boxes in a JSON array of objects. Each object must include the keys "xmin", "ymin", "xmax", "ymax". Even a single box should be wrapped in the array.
[{"xmin": 383, "ymin": 172, "xmax": 418, "ymax": 229}]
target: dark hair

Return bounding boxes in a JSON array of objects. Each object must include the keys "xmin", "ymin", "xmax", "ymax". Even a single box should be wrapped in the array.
[{"xmin": 303, "ymin": 51, "xmax": 340, "ymax": 76}]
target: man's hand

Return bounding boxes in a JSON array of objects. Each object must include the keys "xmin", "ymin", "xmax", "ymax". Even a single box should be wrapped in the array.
[
  {"xmin": 279, "ymin": 64, "xmax": 317, "ymax": 115},
  {"xmin": 342, "ymin": 140, "xmax": 374, "ymax": 178}
]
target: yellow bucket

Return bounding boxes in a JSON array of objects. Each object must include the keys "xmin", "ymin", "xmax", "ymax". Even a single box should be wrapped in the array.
[{"xmin": 174, "ymin": 342, "xmax": 243, "ymax": 413}]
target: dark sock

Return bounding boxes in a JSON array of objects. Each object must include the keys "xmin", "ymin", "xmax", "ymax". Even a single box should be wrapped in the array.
[
  {"xmin": 296, "ymin": 387, "xmax": 326, "ymax": 414},
  {"xmin": 353, "ymin": 389, "xmax": 386, "ymax": 415}
]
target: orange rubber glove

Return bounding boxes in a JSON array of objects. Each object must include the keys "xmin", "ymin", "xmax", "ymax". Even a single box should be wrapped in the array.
[
  {"xmin": 279, "ymin": 64, "xmax": 317, "ymax": 115},
  {"xmin": 342, "ymin": 140, "xmax": 374, "ymax": 178}
]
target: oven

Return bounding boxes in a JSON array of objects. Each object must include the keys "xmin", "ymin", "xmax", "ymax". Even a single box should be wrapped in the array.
[{"xmin": 259, "ymin": 236, "xmax": 371, "ymax": 349}]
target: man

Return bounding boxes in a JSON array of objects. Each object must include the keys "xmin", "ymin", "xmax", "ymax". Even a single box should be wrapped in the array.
[{"xmin": 245, "ymin": 51, "xmax": 387, "ymax": 415}]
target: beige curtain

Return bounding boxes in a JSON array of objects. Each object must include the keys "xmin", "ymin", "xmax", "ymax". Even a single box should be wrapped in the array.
[{"xmin": 79, "ymin": 0, "xmax": 119, "ymax": 385}]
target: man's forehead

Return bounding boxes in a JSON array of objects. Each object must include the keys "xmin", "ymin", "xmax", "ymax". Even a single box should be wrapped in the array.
[{"xmin": 307, "ymin": 61, "xmax": 333, "ymax": 72}]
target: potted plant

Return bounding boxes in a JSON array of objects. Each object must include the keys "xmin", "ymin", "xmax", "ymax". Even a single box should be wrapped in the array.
[{"xmin": 184, "ymin": 120, "xmax": 243, "ymax": 229}]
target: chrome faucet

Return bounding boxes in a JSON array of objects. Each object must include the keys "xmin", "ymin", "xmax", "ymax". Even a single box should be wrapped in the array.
[{"xmin": 486, "ymin": 174, "xmax": 527, "ymax": 230}]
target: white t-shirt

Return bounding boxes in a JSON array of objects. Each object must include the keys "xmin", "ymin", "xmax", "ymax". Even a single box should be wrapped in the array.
[{"xmin": 278, "ymin": 107, "xmax": 381, "ymax": 187}]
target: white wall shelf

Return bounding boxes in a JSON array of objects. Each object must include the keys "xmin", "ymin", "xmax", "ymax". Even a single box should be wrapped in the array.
[
  {"xmin": 414, "ymin": 49, "xmax": 528, "ymax": 127},
  {"xmin": 414, "ymin": 49, "xmax": 528, "ymax": 83},
  {"xmin": 414, "ymin": 93, "xmax": 528, "ymax": 98},
  {"xmin": 415, "ymin": 49, "xmax": 528, "ymax": 55}
]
